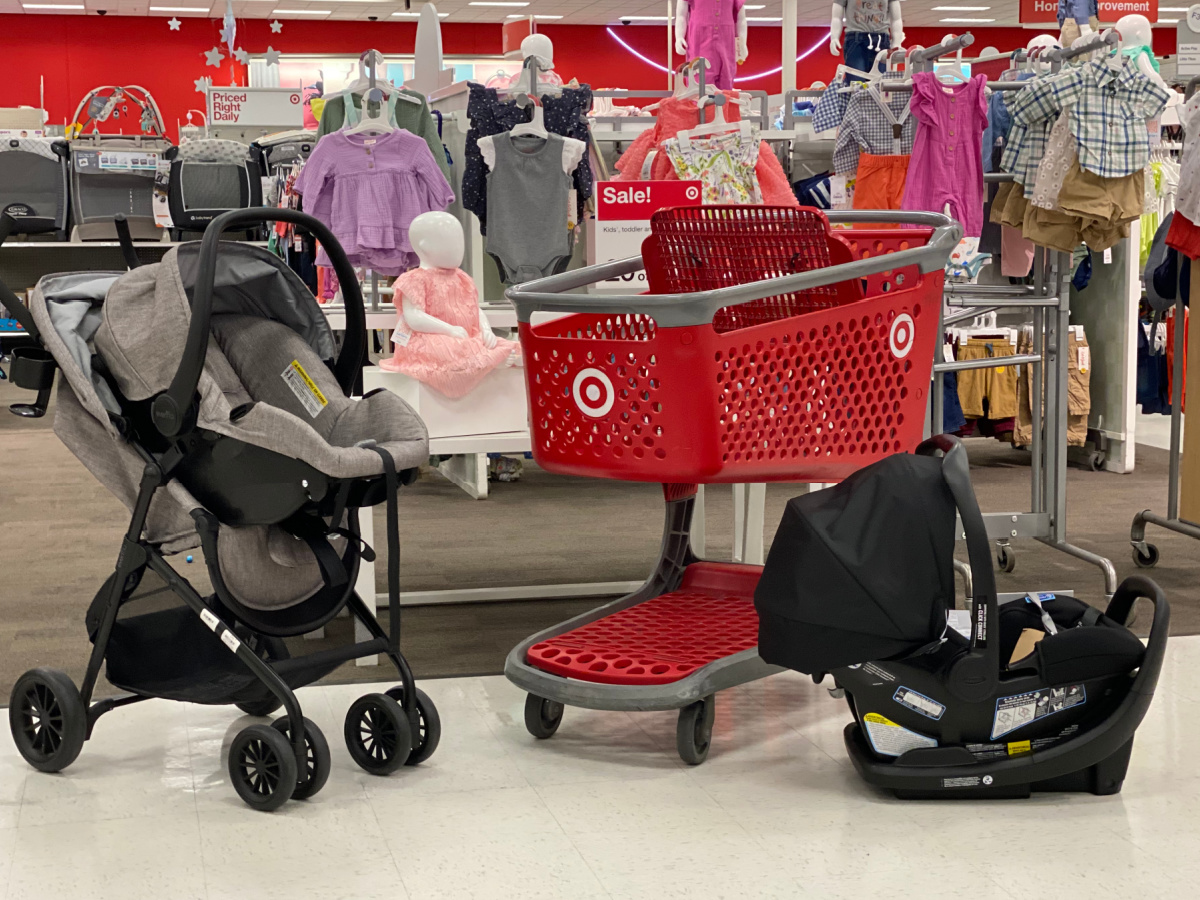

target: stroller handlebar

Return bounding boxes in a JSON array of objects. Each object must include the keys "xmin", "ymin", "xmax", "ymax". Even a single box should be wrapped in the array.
[
  {"xmin": 152, "ymin": 207, "xmax": 366, "ymax": 439},
  {"xmin": 504, "ymin": 211, "xmax": 961, "ymax": 326}
]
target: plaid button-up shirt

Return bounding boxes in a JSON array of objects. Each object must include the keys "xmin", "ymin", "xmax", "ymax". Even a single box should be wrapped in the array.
[
  {"xmin": 831, "ymin": 73, "xmax": 915, "ymax": 174},
  {"xmin": 1007, "ymin": 59, "xmax": 1170, "ymax": 180}
]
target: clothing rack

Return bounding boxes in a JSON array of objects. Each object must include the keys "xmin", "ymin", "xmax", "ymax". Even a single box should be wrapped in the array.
[
  {"xmin": 1047, "ymin": 31, "xmax": 1119, "ymax": 64},
  {"xmin": 1130, "ymin": 75, "xmax": 1200, "ymax": 565},
  {"xmin": 908, "ymin": 33, "xmax": 975, "ymax": 72},
  {"xmin": 875, "ymin": 61, "xmax": 1118, "ymax": 594}
]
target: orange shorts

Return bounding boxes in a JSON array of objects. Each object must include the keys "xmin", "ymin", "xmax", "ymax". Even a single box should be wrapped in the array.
[
  {"xmin": 1167, "ymin": 211, "xmax": 1200, "ymax": 260},
  {"xmin": 852, "ymin": 154, "xmax": 910, "ymax": 211}
]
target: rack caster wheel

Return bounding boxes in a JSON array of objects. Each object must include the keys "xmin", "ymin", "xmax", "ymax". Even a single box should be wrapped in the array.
[
  {"xmin": 9, "ymin": 668, "xmax": 86, "ymax": 773},
  {"xmin": 1133, "ymin": 544, "xmax": 1160, "ymax": 569},
  {"xmin": 524, "ymin": 694, "xmax": 564, "ymax": 739},
  {"xmin": 996, "ymin": 546, "xmax": 1016, "ymax": 573},
  {"xmin": 228, "ymin": 723, "xmax": 297, "ymax": 811},
  {"xmin": 385, "ymin": 686, "xmax": 442, "ymax": 765},
  {"xmin": 271, "ymin": 716, "xmax": 330, "ymax": 801},
  {"xmin": 1090, "ymin": 451, "xmax": 1106, "ymax": 472},
  {"xmin": 676, "ymin": 695, "xmax": 715, "ymax": 766},
  {"xmin": 345, "ymin": 692, "xmax": 412, "ymax": 775}
]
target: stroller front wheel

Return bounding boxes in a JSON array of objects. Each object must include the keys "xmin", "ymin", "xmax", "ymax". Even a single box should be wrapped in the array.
[
  {"xmin": 9, "ymin": 668, "xmax": 87, "ymax": 773},
  {"xmin": 344, "ymin": 693, "xmax": 412, "ymax": 775},
  {"xmin": 271, "ymin": 716, "xmax": 330, "ymax": 801},
  {"xmin": 228, "ymin": 723, "xmax": 298, "ymax": 811},
  {"xmin": 386, "ymin": 686, "xmax": 442, "ymax": 765}
]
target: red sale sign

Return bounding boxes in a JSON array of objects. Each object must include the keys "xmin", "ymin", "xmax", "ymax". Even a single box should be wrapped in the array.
[
  {"xmin": 596, "ymin": 181, "xmax": 703, "ymax": 221},
  {"xmin": 1019, "ymin": 0, "xmax": 1158, "ymax": 23}
]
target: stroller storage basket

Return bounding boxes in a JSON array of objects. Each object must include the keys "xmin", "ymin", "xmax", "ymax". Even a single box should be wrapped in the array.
[{"xmin": 509, "ymin": 207, "xmax": 960, "ymax": 484}]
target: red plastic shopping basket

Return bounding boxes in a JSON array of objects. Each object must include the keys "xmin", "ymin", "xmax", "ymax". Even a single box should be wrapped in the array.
[{"xmin": 515, "ymin": 206, "xmax": 948, "ymax": 484}]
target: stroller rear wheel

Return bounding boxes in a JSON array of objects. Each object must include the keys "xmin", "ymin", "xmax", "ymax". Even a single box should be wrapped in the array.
[
  {"xmin": 9, "ymin": 668, "xmax": 86, "ymax": 773},
  {"xmin": 228, "ymin": 723, "xmax": 298, "ymax": 811},
  {"xmin": 524, "ymin": 694, "xmax": 564, "ymax": 739},
  {"xmin": 344, "ymin": 693, "xmax": 412, "ymax": 775},
  {"xmin": 271, "ymin": 716, "xmax": 330, "ymax": 801},
  {"xmin": 386, "ymin": 686, "xmax": 442, "ymax": 765},
  {"xmin": 676, "ymin": 695, "xmax": 716, "ymax": 766}
]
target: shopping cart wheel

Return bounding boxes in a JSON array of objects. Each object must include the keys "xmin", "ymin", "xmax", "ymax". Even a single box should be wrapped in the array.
[
  {"xmin": 344, "ymin": 692, "xmax": 412, "ymax": 775},
  {"xmin": 270, "ymin": 716, "xmax": 330, "ymax": 801},
  {"xmin": 228, "ymin": 723, "xmax": 298, "ymax": 812},
  {"xmin": 996, "ymin": 545, "xmax": 1016, "ymax": 574},
  {"xmin": 524, "ymin": 694, "xmax": 564, "ymax": 739},
  {"xmin": 676, "ymin": 695, "xmax": 716, "ymax": 766},
  {"xmin": 1133, "ymin": 544, "xmax": 1160, "ymax": 569},
  {"xmin": 9, "ymin": 668, "xmax": 86, "ymax": 773},
  {"xmin": 386, "ymin": 686, "xmax": 442, "ymax": 765}
]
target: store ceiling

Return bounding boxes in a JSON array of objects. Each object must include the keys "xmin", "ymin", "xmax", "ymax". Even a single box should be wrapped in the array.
[{"xmin": 0, "ymin": 0, "xmax": 1034, "ymax": 27}]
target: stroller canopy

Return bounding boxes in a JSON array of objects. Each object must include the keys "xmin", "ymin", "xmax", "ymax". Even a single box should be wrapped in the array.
[{"xmin": 754, "ymin": 453, "xmax": 958, "ymax": 674}]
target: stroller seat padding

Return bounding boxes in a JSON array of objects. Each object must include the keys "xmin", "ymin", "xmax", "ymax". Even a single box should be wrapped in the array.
[{"xmin": 218, "ymin": 522, "xmax": 347, "ymax": 611}]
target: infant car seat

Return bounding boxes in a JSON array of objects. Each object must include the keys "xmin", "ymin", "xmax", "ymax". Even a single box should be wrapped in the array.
[
  {"xmin": 755, "ymin": 434, "xmax": 1169, "ymax": 799},
  {"xmin": 69, "ymin": 134, "xmax": 172, "ymax": 241},
  {"xmin": 167, "ymin": 139, "xmax": 263, "ymax": 239},
  {"xmin": 0, "ymin": 137, "xmax": 70, "ymax": 239}
]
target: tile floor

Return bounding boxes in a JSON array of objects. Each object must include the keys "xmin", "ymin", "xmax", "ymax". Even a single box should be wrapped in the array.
[{"xmin": 3, "ymin": 637, "xmax": 1200, "ymax": 900}]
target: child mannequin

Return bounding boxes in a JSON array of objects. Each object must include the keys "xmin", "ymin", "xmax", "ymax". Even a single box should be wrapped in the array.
[{"xmin": 380, "ymin": 211, "xmax": 520, "ymax": 398}]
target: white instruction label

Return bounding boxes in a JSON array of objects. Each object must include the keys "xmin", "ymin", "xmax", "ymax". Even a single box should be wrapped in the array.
[
  {"xmin": 200, "ymin": 608, "xmax": 219, "ymax": 631},
  {"xmin": 946, "ymin": 609, "xmax": 972, "ymax": 639},
  {"xmin": 281, "ymin": 359, "xmax": 328, "ymax": 418},
  {"xmin": 863, "ymin": 712, "xmax": 938, "ymax": 757},
  {"xmin": 220, "ymin": 629, "xmax": 241, "ymax": 653},
  {"xmin": 830, "ymin": 175, "xmax": 848, "ymax": 207},
  {"xmin": 991, "ymin": 685, "xmax": 1086, "ymax": 740}
]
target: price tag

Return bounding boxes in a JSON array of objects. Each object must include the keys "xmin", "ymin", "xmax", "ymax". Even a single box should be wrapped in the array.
[
  {"xmin": 152, "ymin": 159, "xmax": 173, "ymax": 228},
  {"xmin": 1103, "ymin": 247, "xmax": 1113, "ymax": 264},
  {"xmin": 1148, "ymin": 117, "xmax": 1161, "ymax": 146},
  {"xmin": 830, "ymin": 175, "xmax": 848, "ymax": 207}
]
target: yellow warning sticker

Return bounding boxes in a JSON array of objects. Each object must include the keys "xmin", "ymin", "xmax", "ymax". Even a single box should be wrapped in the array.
[
  {"xmin": 1007, "ymin": 740, "xmax": 1032, "ymax": 756},
  {"xmin": 862, "ymin": 712, "xmax": 938, "ymax": 757},
  {"xmin": 281, "ymin": 359, "xmax": 328, "ymax": 419}
]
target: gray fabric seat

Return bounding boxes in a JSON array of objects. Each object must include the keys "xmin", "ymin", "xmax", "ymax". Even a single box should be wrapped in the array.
[{"xmin": 29, "ymin": 242, "xmax": 429, "ymax": 612}]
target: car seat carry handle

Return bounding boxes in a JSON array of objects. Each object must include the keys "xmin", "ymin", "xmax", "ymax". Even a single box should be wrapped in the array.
[
  {"xmin": 1106, "ymin": 575, "xmax": 1170, "ymax": 696},
  {"xmin": 112, "ymin": 215, "xmax": 141, "ymax": 270},
  {"xmin": 916, "ymin": 434, "xmax": 1001, "ymax": 702},
  {"xmin": 152, "ymin": 207, "xmax": 365, "ymax": 438}
]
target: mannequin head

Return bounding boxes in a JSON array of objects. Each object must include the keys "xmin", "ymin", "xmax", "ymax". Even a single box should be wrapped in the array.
[
  {"xmin": 409, "ymin": 211, "xmax": 464, "ymax": 269},
  {"xmin": 1115, "ymin": 14, "xmax": 1152, "ymax": 49},
  {"xmin": 521, "ymin": 34, "xmax": 554, "ymax": 70}
]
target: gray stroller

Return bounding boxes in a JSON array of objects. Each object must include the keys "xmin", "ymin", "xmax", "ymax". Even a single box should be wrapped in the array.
[{"xmin": 4, "ymin": 208, "xmax": 437, "ymax": 810}]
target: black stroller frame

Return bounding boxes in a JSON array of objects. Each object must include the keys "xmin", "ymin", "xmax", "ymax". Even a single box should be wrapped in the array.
[{"xmin": 6, "ymin": 208, "xmax": 438, "ymax": 811}]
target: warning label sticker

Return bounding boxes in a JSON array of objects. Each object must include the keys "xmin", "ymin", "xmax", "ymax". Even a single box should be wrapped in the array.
[
  {"xmin": 893, "ymin": 687, "xmax": 946, "ymax": 721},
  {"xmin": 991, "ymin": 685, "xmax": 1086, "ymax": 740},
  {"xmin": 967, "ymin": 724, "xmax": 1079, "ymax": 760},
  {"xmin": 282, "ymin": 360, "xmax": 328, "ymax": 419},
  {"xmin": 863, "ymin": 712, "xmax": 938, "ymax": 757}
]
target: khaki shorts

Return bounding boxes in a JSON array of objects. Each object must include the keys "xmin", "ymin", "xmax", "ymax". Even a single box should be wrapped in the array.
[
  {"xmin": 1015, "ymin": 329, "xmax": 1091, "ymax": 447},
  {"xmin": 1022, "ymin": 204, "xmax": 1083, "ymax": 255},
  {"xmin": 1056, "ymin": 161, "xmax": 1143, "ymax": 251},
  {"xmin": 991, "ymin": 180, "xmax": 1030, "ymax": 229},
  {"xmin": 956, "ymin": 338, "xmax": 1020, "ymax": 420}
]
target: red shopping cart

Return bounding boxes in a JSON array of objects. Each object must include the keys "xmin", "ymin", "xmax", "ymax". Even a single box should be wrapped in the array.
[{"xmin": 504, "ymin": 206, "xmax": 960, "ymax": 763}]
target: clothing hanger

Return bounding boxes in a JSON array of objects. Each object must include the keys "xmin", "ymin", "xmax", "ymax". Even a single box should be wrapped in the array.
[
  {"xmin": 678, "ymin": 96, "xmax": 753, "ymax": 146},
  {"xmin": 343, "ymin": 50, "xmax": 420, "ymax": 105},
  {"xmin": 343, "ymin": 101, "xmax": 395, "ymax": 136},
  {"xmin": 509, "ymin": 97, "xmax": 548, "ymax": 138}
]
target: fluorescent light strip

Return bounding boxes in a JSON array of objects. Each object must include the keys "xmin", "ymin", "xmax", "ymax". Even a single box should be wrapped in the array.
[
  {"xmin": 1160, "ymin": 6, "xmax": 1190, "ymax": 10},
  {"xmin": 940, "ymin": 17, "xmax": 994, "ymax": 22},
  {"xmin": 273, "ymin": 9, "xmax": 331, "ymax": 13},
  {"xmin": 506, "ymin": 13, "xmax": 563, "ymax": 17},
  {"xmin": 747, "ymin": 15, "xmax": 781, "ymax": 20},
  {"xmin": 1158, "ymin": 17, "xmax": 1180, "ymax": 22},
  {"xmin": 393, "ymin": 10, "xmax": 449, "ymax": 14},
  {"xmin": 745, "ymin": 3, "xmax": 765, "ymax": 7},
  {"xmin": 22, "ymin": 3, "xmax": 85, "ymax": 7},
  {"xmin": 149, "ymin": 6, "xmax": 209, "ymax": 10},
  {"xmin": 468, "ymin": 1, "xmax": 528, "ymax": 6},
  {"xmin": 616, "ymin": 14, "xmax": 669, "ymax": 19}
]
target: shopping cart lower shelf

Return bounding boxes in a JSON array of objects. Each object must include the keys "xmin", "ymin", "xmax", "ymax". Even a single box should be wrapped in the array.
[{"xmin": 504, "ymin": 206, "xmax": 961, "ymax": 764}]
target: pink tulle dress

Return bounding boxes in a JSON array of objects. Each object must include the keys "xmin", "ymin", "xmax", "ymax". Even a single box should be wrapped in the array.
[{"xmin": 380, "ymin": 266, "xmax": 519, "ymax": 398}]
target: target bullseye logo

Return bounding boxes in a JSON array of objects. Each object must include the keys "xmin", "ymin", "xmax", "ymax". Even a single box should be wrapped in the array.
[
  {"xmin": 684, "ymin": 185, "xmax": 700, "ymax": 201},
  {"xmin": 572, "ymin": 368, "xmax": 615, "ymax": 417},
  {"xmin": 889, "ymin": 313, "xmax": 915, "ymax": 359}
]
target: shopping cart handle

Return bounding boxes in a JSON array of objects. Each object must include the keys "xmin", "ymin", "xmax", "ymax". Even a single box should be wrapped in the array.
[{"xmin": 506, "ymin": 212, "xmax": 961, "ymax": 326}]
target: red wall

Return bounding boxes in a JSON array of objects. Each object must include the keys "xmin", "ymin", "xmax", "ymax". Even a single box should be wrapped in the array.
[{"xmin": 0, "ymin": 14, "xmax": 1180, "ymax": 142}]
